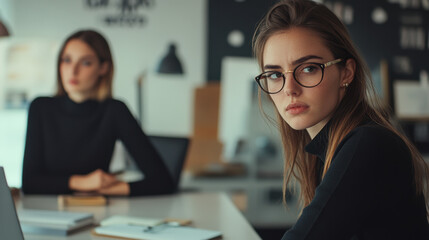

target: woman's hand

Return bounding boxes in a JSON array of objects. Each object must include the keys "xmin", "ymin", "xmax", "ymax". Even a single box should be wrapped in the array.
[
  {"xmin": 97, "ymin": 181, "xmax": 130, "ymax": 196},
  {"xmin": 69, "ymin": 169, "xmax": 118, "ymax": 192}
]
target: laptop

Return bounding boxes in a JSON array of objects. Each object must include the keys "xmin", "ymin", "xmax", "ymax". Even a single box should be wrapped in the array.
[
  {"xmin": 0, "ymin": 166, "xmax": 25, "ymax": 240},
  {"xmin": 148, "ymin": 136, "xmax": 189, "ymax": 192}
]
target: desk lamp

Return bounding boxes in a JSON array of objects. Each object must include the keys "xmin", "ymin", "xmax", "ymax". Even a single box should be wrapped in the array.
[
  {"xmin": 0, "ymin": 12, "xmax": 10, "ymax": 37},
  {"xmin": 0, "ymin": 20, "xmax": 10, "ymax": 37},
  {"xmin": 156, "ymin": 43, "xmax": 184, "ymax": 74}
]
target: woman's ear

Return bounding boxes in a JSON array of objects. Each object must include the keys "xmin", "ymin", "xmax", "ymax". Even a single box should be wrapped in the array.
[
  {"xmin": 341, "ymin": 58, "xmax": 356, "ymax": 85},
  {"xmin": 99, "ymin": 62, "xmax": 109, "ymax": 77}
]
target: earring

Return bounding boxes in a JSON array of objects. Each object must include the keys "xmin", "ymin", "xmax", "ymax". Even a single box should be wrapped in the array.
[{"xmin": 342, "ymin": 83, "xmax": 349, "ymax": 88}]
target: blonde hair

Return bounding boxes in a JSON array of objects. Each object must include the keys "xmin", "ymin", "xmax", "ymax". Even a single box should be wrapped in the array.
[
  {"xmin": 253, "ymin": 0, "xmax": 429, "ymax": 217},
  {"xmin": 55, "ymin": 30, "xmax": 114, "ymax": 101}
]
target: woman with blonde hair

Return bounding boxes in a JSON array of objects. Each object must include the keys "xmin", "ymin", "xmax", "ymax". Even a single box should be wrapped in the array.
[
  {"xmin": 253, "ymin": 0, "xmax": 429, "ymax": 239},
  {"xmin": 22, "ymin": 30, "xmax": 175, "ymax": 196}
]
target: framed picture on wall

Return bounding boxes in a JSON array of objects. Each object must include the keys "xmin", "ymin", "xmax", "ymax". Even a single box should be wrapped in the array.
[
  {"xmin": 0, "ymin": 40, "xmax": 58, "ymax": 109},
  {"xmin": 393, "ymin": 79, "xmax": 429, "ymax": 121}
]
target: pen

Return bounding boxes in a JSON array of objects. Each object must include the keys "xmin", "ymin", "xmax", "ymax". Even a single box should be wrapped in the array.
[{"xmin": 143, "ymin": 222, "xmax": 180, "ymax": 233}]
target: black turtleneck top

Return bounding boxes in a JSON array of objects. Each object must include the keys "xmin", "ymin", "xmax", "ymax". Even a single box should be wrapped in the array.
[
  {"xmin": 21, "ymin": 96, "xmax": 175, "ymax": 196},
  {"xmin": 282, "ymin": 121, "xmax": 429, "ymax": 240}
]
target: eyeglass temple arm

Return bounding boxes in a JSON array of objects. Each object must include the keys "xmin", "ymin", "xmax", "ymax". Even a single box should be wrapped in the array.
[{"xmin": 324, "ymin": 58, "xmax": 343, "ymax": 67}]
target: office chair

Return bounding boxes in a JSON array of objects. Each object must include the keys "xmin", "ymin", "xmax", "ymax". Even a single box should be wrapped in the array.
[{"xmin": 148, "ymin": 136, "xmax": 190, "ymax": 192}]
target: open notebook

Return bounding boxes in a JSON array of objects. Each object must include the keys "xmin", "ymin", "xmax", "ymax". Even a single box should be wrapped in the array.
[
  {"xmin": 93, "ymin": 223, "xmax": 222, "ymax": 240},
  {"xmin": 0, "ymin": 166, "xmax": 25, "ymax": 240}
]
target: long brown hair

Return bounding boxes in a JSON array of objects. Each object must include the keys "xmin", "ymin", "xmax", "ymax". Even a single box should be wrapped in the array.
[
  {"xmin": 253, "ymin": 0, "xmax": 429, "ymax": 217},
  {"xmin": 55, "ymin": 29, "xmax": 114, "ymax": 101}
]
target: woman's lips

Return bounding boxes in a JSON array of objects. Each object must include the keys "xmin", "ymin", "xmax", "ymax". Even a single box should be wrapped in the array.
[
  {"xmin": 69, "ymin": 79, "xmax": 79, "ymax": 85},
  {"xmin": 286, "ymin": 103, "xmax": 309, "ymax": 115}
]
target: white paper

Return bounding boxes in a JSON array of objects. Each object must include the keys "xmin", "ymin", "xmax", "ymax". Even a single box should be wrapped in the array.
[
  {"xmin": 100, "ymin": 215, "xmax": 163, "ymax": 227},
  {"xmin": 95, "ymin": 223, "xmax": 221, "ymax": 240}
]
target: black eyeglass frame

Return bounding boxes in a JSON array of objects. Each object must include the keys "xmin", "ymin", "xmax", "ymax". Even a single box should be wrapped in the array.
[{"xmin": 255, "ymin": 58, "xmax": 343, "ymax": 94}]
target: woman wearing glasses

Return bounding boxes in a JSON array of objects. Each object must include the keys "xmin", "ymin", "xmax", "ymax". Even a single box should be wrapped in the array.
[
  {"xmin": 254, "ymin": 0, "xmax": 429, "ymax": 239},
  {"xmin": 22, "ymin": 30, "xmax": 175, "ymax": 196}
]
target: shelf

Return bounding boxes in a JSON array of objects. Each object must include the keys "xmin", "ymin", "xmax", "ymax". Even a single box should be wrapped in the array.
[{"xmin": 397, "ymin": 117, "xmax": 429, "ymax": 122}]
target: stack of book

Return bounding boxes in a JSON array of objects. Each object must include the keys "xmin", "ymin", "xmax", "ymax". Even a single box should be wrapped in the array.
[{"xmin": 17, "ymin": 209, "xmax": 94, "ymax": 236}]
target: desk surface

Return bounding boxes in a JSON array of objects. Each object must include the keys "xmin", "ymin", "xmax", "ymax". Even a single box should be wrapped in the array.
[
  {"xmin": 16, "ymin": 192, "xmax": 261, "ymax": 240},
  {"xmin": 181, "ymin": 174, "xmax": 299, "ymax": 228}
]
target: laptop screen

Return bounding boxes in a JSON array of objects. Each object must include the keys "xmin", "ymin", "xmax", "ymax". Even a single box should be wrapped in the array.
[{"xmin": 0, "ymin": 166, "xmax": 24, "ymax": 240}]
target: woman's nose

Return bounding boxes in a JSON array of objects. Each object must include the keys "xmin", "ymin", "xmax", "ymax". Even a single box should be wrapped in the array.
[
  {"xmin": 72, "ymin": 63, "xmax": 79, "ymax": 75},
  {"xmin": 282, "ymin": 72, "xmax": 301, "ymax": 96}
]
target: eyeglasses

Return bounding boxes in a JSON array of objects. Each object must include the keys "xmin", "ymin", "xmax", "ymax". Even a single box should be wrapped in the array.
[{"xmin": 255, "ymin": 58, "xmax": 343, "ymax": 94}]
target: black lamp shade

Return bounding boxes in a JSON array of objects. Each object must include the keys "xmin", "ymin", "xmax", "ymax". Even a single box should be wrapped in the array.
[
  {"xmin": 157, "ymin": 43, "xmax": 184, "ymax": 74},
  {"xmin": 0, "ymin": 21, "xmax": 10, "ymax": 37}
]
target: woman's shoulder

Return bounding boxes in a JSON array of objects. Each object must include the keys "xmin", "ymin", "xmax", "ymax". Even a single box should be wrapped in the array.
[
  {"xmin": 29, "ymin": 96, "xmax": 60, "ymax": 109},
  {"xmin": 335, "ymin": 122, "xmax": 413, "ymax": 174},
  {"xmin": 343, "ymin": 122, "xmax": 409, "ymax": 155},
  {"xmin": 31, "ymin": 96, "xmax": 54, "ymax": 103},
  {"xmin": 101, "ymin": 98, "xmax": 136, "ymax": 125},
  {"xmin": 103, "ymin": 98, "xmax": 129, "ymax": 109},
  {"xmin": 101, "ymin": 98, "xmax": 133, "ymax": 116},
  {"xmin": 350, "ymin": 123, "xmax": 400, "ymax": 143}
]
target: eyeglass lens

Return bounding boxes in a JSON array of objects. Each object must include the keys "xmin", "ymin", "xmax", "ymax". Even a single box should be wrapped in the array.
[{"xmin": 258, "ymin": 63, "xmax": 323, "ymax": 93}]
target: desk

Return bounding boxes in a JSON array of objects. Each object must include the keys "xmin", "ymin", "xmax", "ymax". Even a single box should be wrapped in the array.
[
  {"xmin": 181, "ymin": 174, "xmax": 300, "ymax": 229},
  {"xmin": 16, "ymin": 192, "xmax": 261, "ymax": 240}
]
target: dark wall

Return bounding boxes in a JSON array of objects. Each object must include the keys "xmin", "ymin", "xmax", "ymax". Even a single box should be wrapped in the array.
[
  {"xmin": 207, "ymin": 0, "xmax": 277, "ymax": 82},
  {"xmin": 328, "ymin": 0, "xmax": 429, "ymax": 106}
]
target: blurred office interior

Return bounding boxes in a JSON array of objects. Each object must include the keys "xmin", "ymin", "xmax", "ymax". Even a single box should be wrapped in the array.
[{"xmin": 0, "ymin": 0, "xmax": 428, "ymax": 239}]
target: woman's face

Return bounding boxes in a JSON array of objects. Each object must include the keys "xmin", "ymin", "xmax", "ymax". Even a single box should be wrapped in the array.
[
  {"xmin": 262, "ymin": 27, "xmax": 353, "ymax": 138},
  {"xmin": 60, "ymin": 39, "xmax": 107, "ymax": 102}
]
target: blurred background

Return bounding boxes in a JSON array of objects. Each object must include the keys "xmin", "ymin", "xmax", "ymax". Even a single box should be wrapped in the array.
[{"xmin": 1, "ymin": 0, "xmax": 428, "ymax": 239}]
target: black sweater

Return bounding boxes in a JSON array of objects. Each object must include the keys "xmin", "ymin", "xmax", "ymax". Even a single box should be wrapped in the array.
[
  {"xmin": 282, "ymin": 122, "xmax": 429, "ymax": 240},
  {"xmin": 21, "ymin": 96, "xmax": 175, "ymax": 196}
]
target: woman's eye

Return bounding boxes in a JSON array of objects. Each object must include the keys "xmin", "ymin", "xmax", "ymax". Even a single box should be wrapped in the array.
[
  {"xmin": 302, "ymin": 65, "xmax": 317, "ymax": 73},
  {"xmin": 81, "ymin": 60, "xmax": 92, "ymax": 66},
  {"xmin": 268, "ymin": 72, "xmax": 282, "ymax": 79},
  {"xmin": 61, "ymin": 57, "xmax": 71, "ymax": 63}
]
